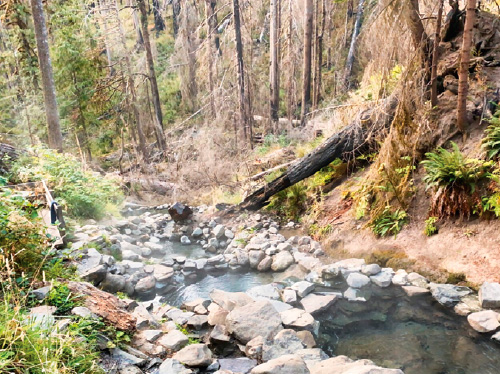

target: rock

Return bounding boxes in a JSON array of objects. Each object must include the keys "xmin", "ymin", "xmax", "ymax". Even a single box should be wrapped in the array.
[
  {"xmin": 152, "ymin": 265, "xmax": 174, "ymax": 282},
  {"xmin": 310, "ymin": 356, "xmax": 404, "ymax": 374},
  {"xmin": 392, "ymin": 270, "xmax": 409, "ymax": 286},
  {"xmin": 166, "ymin": 309, "xmax": 194, "ymax": 325},
  {"xmin": 271, "ymin": 251, "xmax": 294, "ymax": 272},
  {"xmin": 402, "ymin": 286, "xmax": 430, "ymax": 297},
  {"xmin": 245, "ymin": 336, "xmax": 264, "ymax": 359},
  {"xmin": 343, "ymin": 287, "xmax": 367, "ymax": 302},
  {"xmin": 157, "ymin": 330, "xmax": 189, "ymax": 351},
  {"xmin": 492, "ymin": 331, "xmax": 500, "ymax": 342},
  {"xmin": 291, "ymin": 281, "xmax": 315, "ymax": 298},
  {"xmin": 181, "ymin": 236, "xmax": 191, "ymax": 245},
  {"xmin": 219, "ymin": 358, "xmax": 257, "ymax": 373},
  {"xmin": 208, "ymin": 304, "xmax": 229, "ymax": 326},
  {"xmin": 81, "ymin": 264, "xmax": 108, "ymax": 285},
  {"xmin": 29, "ymin": 306, "xmax": 57, "ymax": 329},
  {"xmin": 187, "ymin": 315, "xmax": 208, "ymax": 330},
  {"xmin": 361, "ymin": 264, "xmax": 381, "ymax": 276},
  {"xmin": 250, "ymin": 354, "xmax": 309, "ymax": 374},
  {"xmin": 407, "ymin": 272, "xmax": 428, "ymax": 288},
  {"xmin": 467, "ymin": 310, "xmax": 500, "ymax": 333},
  {"xmin": 101, "ymin": 273, "xmax": 127, "ymax": 293},
  {"xmin": 296, "ymin": 348, "xmax": 328, "ymax": 370},
  {"xmin": 31, "ymin": 286, "xmax": 51, "ymax": 300},
  {"xmin": 321, "ymin": 264, "xmax": 340, "ymax": 280},
  {"xmin": 346, "ymin": 273, "xmax": 371, "ymax": 288},
  {"xmin": 277, "ymin": 242, "xmax": 292, "ymax": 252},
  {"xmin": 300, "ymin": 294, "xmax": 337, "ymax": 315},
  {"xmin": 192, "ymin": 228, "xmax": 203, "ymax": 237},
  {"xmin": 71, "ymin": 306, "xmax": 94, "ymax": 318},
  {"xmin": 262, "ymin": 329, "xmax": 304, "ymax": 361},
  {"xmin": 213, "ymin": 224, "xmax": 226, "ymax": 239},
  {"xmin": 158, "ymin": 358, "xmax": 193, "ymax": 374},
  {"xmin": 210, "ymin": 324, "xmax": 231, "ymax": 342},
  {"xmin": 370, "ymin": 271, "xmax": 394, "ymax": 288},
  {"xmin": 249, "ymin": 250, "xmax": 266, "ymax": 269},
  {"xmin": 210, "ymin": 289, "xmax": 254, "ymax": 311},
  {"xmin": 282, "ymin": 289, "xmax": 297, "ymax": 304},
  {"xmin": 183, "ymin": 298, "xmax": 211, "ymax": 312},
  {"xmin": 135, "ymin": 276, "xmax": 156, "ymax": 294},
  {"xmin": 142, "ymin": 330, "xmax": 163, "ymax": 343},
  {"xmin": 173, "ymin": 344, "xmax": 213, "ymax": 367},
  {"xmin": 119, "ymin": 366, "xmax": 144, "ymax": 374},
  {"xmin": 280, "ymin": 308, "xmax": 315, "ymax": 331},
  {"xmin": 257, "ymin": 256, "xmax": 273, "ymax": 272},
  {"xmin": 225, "ymin": 230, "xmax": 235, "ymax": 239},
  {"xmin": 479, "ymin": 282, "xmax": 500, "ymax": 309},
  {"xmin": 225, "ymin": 301, "xmax": 283, "ymax": 343},
  {"xmin": 429, "ymin": 283, "xmax": 472, "ymax": 307},
  {"xmin": 296, "ymin": 330, "xmax": 316, "ymax": 348},
  {"xmin": 111, "ymin": 348, "xmax": 147, "ymax": 369},
  {"xmin": 168, "ymin": 203, "xmax": 193, "ymax": 223},
  {"xmin": 247, "ymin": 284, "xmax": 280, "ymax": 300},
  {"xmin": 454, "ymin": 295, "xmax": 483, "ymax": 316}
]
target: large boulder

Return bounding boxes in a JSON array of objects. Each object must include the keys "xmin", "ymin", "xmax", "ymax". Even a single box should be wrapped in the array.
[
  {"xmin": 226, "ymin": 301, "xmax": 283, "ymax": 343},
  {"xmin": 310, "ymin": 356, "xmax": 404, "ymax": 374},
  {"xmin": 479, "ymin": 282, "xmax": 500, "ymax": 309},
  {"xmin": 262, "ymin": 329, "xmax": 305, "ymax": 361},
  {"xmin": 429, "ymin": 283, "xmax": 472, "ymax": 307},
  {"xmin": 280, "ymin": 308, "xmax": 316, "ymax": 331},
  {"xmin": 173, "ymin": 344, "xmax": 213, "ymax": 367},
  {"xmin": 467, "ymin": 310, "xmax": 500, "ymax": 333},
  {"xmin": 346, "ymin": 273, "xmax": 371, "ymax": 289},
  {"xmin": 210, "ymin": 289, "xmax": 254, "ymax": 311},
  {"xmin": 290, "ymin": 281, "xmax": 315, "ymax": 298},
  {"xmin": 250, "ymin": 354, "xmax": 309, "ymax": 374},
  {"xmin": 157, "ymin": 330, "xmax": 189, "ymax": 351},
  {"xmin": 271, "ymin": 251, "xmax": 294, "ymax": 272},
  {"xmin": 300, "ymin": 294, "xmax": 337, "ymax": 315},
  {"xmin": 168, "ymin": 203, "xmax": 193, "ymax": 223}
]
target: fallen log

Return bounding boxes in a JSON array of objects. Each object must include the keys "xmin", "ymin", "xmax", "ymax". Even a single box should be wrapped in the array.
[{"xmin": 239, "ymin": 96, "xmax": 399, "ymax": 210}]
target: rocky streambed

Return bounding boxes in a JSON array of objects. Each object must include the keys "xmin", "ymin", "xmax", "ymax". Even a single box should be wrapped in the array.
[{"xmin": 30, "ymin": 203, "xmax": 500, "ymax": 374}]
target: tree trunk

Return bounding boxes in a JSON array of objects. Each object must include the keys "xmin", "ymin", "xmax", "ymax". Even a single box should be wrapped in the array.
[
  {"xmin": 30, "ymin": 0, "xmax": 63, "ymax": 152},
  {"xmin": 152, "ymin": 0, "xmax": 165, "ymax": 34},
  {"xmin": 172, "ymin": 0, "xmax": 181, "ymax": 38},
  {"xmin": 343, "ymin": 0, "xmax": 365, "ymax": 89},
  {"xmin": 205, "ymin": 0, "xmax": 217, "ymax": 118},
  {"xmin": 129, "ymin": 0, "xmax": 144, "ymax": 46},
  {"xmin": 313, "ymin": 0, "xmax": 326, "ymax": 109},
  {"xmin": 233, "ymin": 0, "xmax": 251, "ymax": 144},
  {"xmin": 115, "ymin": 0, "xmax": 149, "ymax": 162},
  {"xmin": 269, "ymin": 0, "xmax": 280, "ymax": 130},
  {"xmin": 240, "ymin": 96, "xmax": 399, "ymax": 210},
  {"xmin": 98, "ymin": 0, "xmax": 115, "ymax": 76},
  {"xmin": 300, "ymin": 0, "xmax": 313, "ymax": 124},
  {"xmin": 408, "ymin": 0, "xmax": 431, "ymax": 63},
  {"xmin": 431, "ymin": 0, "xmax": 444, "ymax": 107},
  {"xmin": 286, "ymin": 0, "xmax": 295, "ymax": 126},
  {"xmin": 457, "ymin": 0, "xmax": 477, "ymax": 131},
  {"xmin": 138, "ymin": 0, "xmax": 166, "ymax": 152}
]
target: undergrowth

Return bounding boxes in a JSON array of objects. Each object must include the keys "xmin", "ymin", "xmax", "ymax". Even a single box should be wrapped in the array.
[{"xmin": 370, "ymin": 207, "xmax": 408, "ymax": 238}]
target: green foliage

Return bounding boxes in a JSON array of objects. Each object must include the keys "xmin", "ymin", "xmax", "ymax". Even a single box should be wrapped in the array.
[
  {"xmin": 364, "ymin": 248, "xmax": 415, "ymax": 269},
  {"xmin": 421, "ymin": 142, "xmax": 493, "ymax": 193},
  {"xmin": 69, "ymin": 317, "xmax": 131, "ymax": 349},
  {"xmin": 46, "ymin": 282, "xmax": 79, "ymax": 315},
  {"xmin": 308, "ymin": 223, "xmax": 333, "ymax": 239},
  {"xmin": 424, "ymin": 216, "xmax": 438, "ymax": 237},
  {"xmin": 0, "ymin": 292, "xmax": 102, "ymax": 373},
  {"xmin": 176, "ymin": 324, "xmax": 200, "ymax": 345},
  {"xmin": 308, "ymin": 159, "xmax": 345, "ymax": 191},
  {"xmin": 257, "ymin": 133, "xmax": 292, "ymax": 155},
  {"xmin": 13, "ymin": 148, "xmax": 123, "ymax": 220},
  {"xmin": 43, "ymin": 258, "xmax": 78, "ymax": 281},
  {"xmin": 370, "ymin": 207, "xmax": 408, "ymax": 238},
  {"xmin": 446, "ymin": 272, "xmax": 467, "ymax": 285},
  {"xmin": 266, "ymin": 182, "xmax": 307, "ymax": 221},
  {"xmin": 482, "ymin": 192, "xmax": 500, "ymax": 217},
  {"xmin": 482, "ymin": 112, "xmax": 500, "ymax": 159}
]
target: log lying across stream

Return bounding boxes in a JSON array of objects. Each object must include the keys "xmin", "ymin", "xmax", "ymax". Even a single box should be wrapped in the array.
[{"xmin": 239, "ymin": 96, "xmax": 399, "ymax": 211}]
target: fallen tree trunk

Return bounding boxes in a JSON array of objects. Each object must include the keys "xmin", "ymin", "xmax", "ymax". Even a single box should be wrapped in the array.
[{"xmin": 239, "ymin": 96, "xmax": 399, "ymax": 210}]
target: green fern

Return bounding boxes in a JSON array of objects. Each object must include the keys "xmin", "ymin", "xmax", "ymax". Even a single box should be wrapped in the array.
[
  {"xmin": 371, "ymin": 207, "xmax": 408, "ymax": 238},
  {"xmin": 482, "ymin": 116, "xmax": 500, "ymax": 160}
]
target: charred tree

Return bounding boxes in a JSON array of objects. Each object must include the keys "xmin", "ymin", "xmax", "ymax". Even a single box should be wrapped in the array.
[
  {"xmin": 30, "ymin": 0, "xmax": 63, "ymax": 152},
  {"xmin": 457, "ymin": 0, "xmax": 477, "ymax": 131},
  {"xmin": 172, "ymin": 0, "xmax": 181, "ymax": 38},
  {"xmin": 300, "ymin": 0, "xmax": 314, "ymax": 124},
  {"xmin": 431, "ymin": 0, "xmax": 444, "ymax": 107},
  {"xmin": 240, "ymin": 96, "xmax": 399, "ymax": 210},
  {"xmin": 269, "ymin": 0, "xmax": 280, "ymax": 128},
  {"xmin": 205, "ymin": 0, "xmax": 217, "ymax": 118},
  {"xmin": 343, "ymin": 0, "xmax": 364, "ymax": 89},
  {"xmin": 152, "ymin": 0, "xmax": 165, "ymax": 34}
]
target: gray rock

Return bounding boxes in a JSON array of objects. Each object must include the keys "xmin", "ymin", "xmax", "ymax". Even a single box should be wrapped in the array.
[
  {"xmin": 210, "ymin": 324, "xmax": 230, "ymax": 342},
  {"xmin": 71, "ymin": 306, "xmax": 94, "ymax": 319},
  {"xmin": 157, "ymin": 330, "xmax": 189, "ymax": 351},
  {"xmin": 135, "ymin": 276, "xmax": 156, "ymax": 294},
  {"xmin": 101, "ymin": 273, "xmax": 127, "ymax": 293},
  {"xmin": 213, "ymin": 225, "xmax": 226, "ymax": 239},
  {"xmin": 271, "ymin": 251, "xmax": 294, "ymax": 272},
  {"xmin": 180, "ymin": 236, "xmax": 191, "ymax": 245},
  {"xmin": 245, "ymin": 336, "xmax": 264, "ymax": 359},
  {"xmin": 310, "ymin": 356, "xmax": 404, "ymax": 374},
  {"xmin": 429, "ymin": 283, "xmax": 472, "ymax": 307},
  {"xmin": 119, "ymin": 366, "xmax": 144, "ymax": 374},
  {"xmin": 111, "ymin": 348, "xmax": 147, "ymax": 369},
  {"xmin": 224, "ymin": 230, "xmax": 235, "ymax": 239},
  {"xmin": 296, "ymin": 348, "xmax": 328, "ymax": 370},
  {"xmin": 370, "ymin": 270, "xmax": 394, "ymax": 288},
  {"xmin": 467, "ymin": 310, "xmax": 500, "ymax": 333},
  {"xmin": 282, "ymin": 289, "xmax": 297, "ymax": 304},
  {"xmin": 300, "ymin": 294, "xmax": 337, "ymax": 315},
  {"xmin": 173, "ymin": 344, "xmax": 213, "ymax": 367},
  {"xmin": 31, "ymin": 286, "xmax": 51, "ymax": 300},
  {"xmin": 277, "ymin": 242, "xmax": 292, "ymax": 252},
  {"xmin": 210, "ymin": 289, "xmax": 254, "ymax": 311},
  {"xmin": 225, "ymin": 301, "xmax": 283, "ymax": 343},
  {"xmin": 142, "ymin": 329, "xmax": 163, "ymax": 343},
  {"xmin": 402, "ymin": 286, "xmax": 430, "ymax": 297},
  {"xmin": 250, "ymin": 354, "xmax": 309, "ymax": 374},
  {"xmin": 361, "ymin": 264, "xmax": 381, "ymax": 276},
  {"xmin": 81, "ymin": 264, "xmax": 108, "ymax": 285},
  {"xmin": 247, "ymin": 284, "xmax": 280, "ymax": 300},
  {"xmin": 219, "ymin": 358, "xmax": 257, "ymax": 374},
  {"xmin": 192, "ymin": 228, "xmax": 203, "ymax": 237},
  {"xmin": 158, "ymin": 358, "xmax": 193, "ymax": 374},
  {"xmin": 343, "ymin": 287, "xmax": 367, "ymax": 302},
  {"xmin": 346, "ymin": 272, "xmax": 371, "ymax": 288},
  {"xmin": 187, "ymin": 315, "xmax": 208, "ymax": 330},
  {"xmin": 262, "ymin": 329, "xmax": 304, "ymax": 361},
  {"xmin": 479, "ymin": 282, "xmax": 500, "ymax": 309},
  {"xmin": 280, "ymin": 308, "xmax": 315, "ymax": 331},
  {"xmin": 249, "ymin": 250, "xmax": 266, "ymax": 269},
  {"xmin": 257, "ymin": 256, "xmax": 273, "ymax": 272},
  {"xmin": 407, "ymin": 272, "xmax": 428, "ymax": 288},
  {"xmin": 291, "ymin": 281, "xmax": 315, "ymax": 298}
]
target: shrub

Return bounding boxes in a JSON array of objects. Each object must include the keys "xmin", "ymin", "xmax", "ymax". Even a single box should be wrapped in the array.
[
  {"xmin": 424, "ymin": 216, "xmax": 438, "ymax": 236},
  {"xmin": 370, "ymin": 207, "xmax": 408, "ymax": 238},
  {"xmin": 266, "ymin": 182, "xmax": 307, "ymax": 221},
  {"xmin": 46, "ymin": 282, "xmax": 79, "ymax": 315},
  {"xmin": 421, "ymin": 142, "xmax": 493, "ymax": 218},
  {"xmin": 12, "ymin": 147, "xmax": 123, "ymax": 220},
  {"xmin": 482, "ymin": 114, "xmax": 500, "ymax": 160}
]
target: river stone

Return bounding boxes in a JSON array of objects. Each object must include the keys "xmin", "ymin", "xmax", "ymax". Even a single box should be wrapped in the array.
[
  {"xmin": 187, "ymin": 315, "xmax": 208, "ymax": 330},
  {"xmin": 296, "ymin": 348, "xmax": 328, "ymax": 370},
  {"xmin": 479, "ymin": 282, "xmax": 500, "ymax": 308},
  {"xmin": 407, "ymin": 272, "xmax": 428, "ymax": 288},
  {"xmin": 135, "ymin": 275, "xmax": 156, "ymax": 294},
  {"xmin": 467, "ymin": 310, "xmax": 500, "ymax": 333},
  {"xmin": 152, "ymin": 265, "xmax": 174, "ymax": 282},
  {"xmin": 271, "ymin": 251, "xmax": 294, "ymax": 271},
  {"xmin": 111, "ymin": 348, "xmax": 147, "ymax": 369},
  {"xmin": 310, "ymin": 356, "xmax": 404, "ymax": 374},
  {"xmin": 81, "ymin": 264, "xmax": 108, "ymax": 285},
  {"xmin": 268, "ymin": 300, "xmax": 293, "ymax": 313},
  {"xmin": 173, "ymin": 344, "xmax": 213, "ymax": 367},
  {"xmin": 142, "ymin": 329, "xmax": 162, "ymax": 343},
  {"xmin": 262, "ymin": 329, "xmax": 304, "ymax": 361},
  {"xmin": 158, "ymin": 358, "xmax": 193, "ymax": 374},
  {"xmin": 180, "ymin": 236, "xmax": 191, "ymax": 245},
  {"xmin": 122, "ymin": 250, "xmax": 141, "ymax": 262},
  {"xmin": 157, "ymin": 330, "xmax": 189, "ymax": 351},
  {"xmin": 250, "ymin": 354, "xmax": 309, "ymax": 374},
  {"xmin": 213, "ymin": 225, "xmax": 225, "ymax": 239},
  {"xmin": 119, "ymin": 366, "xmax": 144, "ymax": 374},
  {"xmin": 192, "ymin": 228, "xmax": 203, "ymax": 237},
  {"xmin": 210, "ymin": 324, "xmax": 230, "ymax": 342},
  {"xmin": 247, "ymin": 284, "xmax": 281, "ymax": 300},
  {"xmin": 100, "ymin": 273, "xmax": 126, "ymax": 293},
  {"xmin": 257, "ymin": 256, "xmax": 273, "ymax": 272},
  {"xmin": 210, "ymin": 289, "xmax": 254, "ymax": 311},
  {"xmin": 300, "ymin": 294, "xmax": 337, "ymax": 315},
  {"xmin": 346, "ymin": 272, "xmax": 371, "ymax": 288},
  {"xmin": 225, "ymin": 301, "xmax": 283, "ymax": 343},
  {"xmin": 370, "ymin": 270, "xmax": 393, "ymax": 288},
  {"xmin": 280, "ymin": 308, "xmax": 315, "ymax": 331},
  {"xmin": 429, "ymin": 283, "xmax": 472, "ymax": 307},
  {"xmin": 402, "ymin": 286, "xmax": 430, "ymax": 297},
  {"xmin": 297, "ymin": 330, "xmax": 316, "ymax": 348},
  {"xmin": 225, "ymin": 230, "xmax": 235, "ymax": 239},
  {"xmin": 282, "ymin": 289, "xmax": 297, "ymax": 304},
  {"xmin": 392, "ymin": 270, "xmax": 409, "ymax": 286},
  {"xmin": 361, "ymin": 263, "xmax": 381, "ymax": 276},
  {"xmin": 343, "ymin": 287, "xmax": 368, "ymax": 302},
  {"xmin": 492, "ymin": 331, "xmax": 500, "ymax": 342},
  {"xmin": 321, "ymin": 264, "xmax": 341, "ymax": 280},
  {"xmin": 183, "ymin": 298, "xmax": 211, "ymax": 312},
  {"xmin": 291, "ymin": 281, "xmax": 315, "ymax": 298},
  {"xmin": 31, "ymin": 286, "xmax": 51, "ymax": 300},
  {"xmin": 249, "ymin": 250, "xmax": 266, "ymax": 269},
  {"xmin": 208, "ymin": 304, "xmax": 229, "ymax": 326},
  {"xmin": 235, "ymin": 249, "xmax": 250, "ymax": 266},
  {"xmin": 219, "ymin": 358, "xmax": 257, "ymax": 373}
]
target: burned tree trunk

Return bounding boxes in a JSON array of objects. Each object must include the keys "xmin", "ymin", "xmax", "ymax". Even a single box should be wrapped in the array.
[
  {"xmin": 431, "ymin": 0, "xmax": 444, "ymax": 107},
  {"xmin": 344, "ymin": 0, "xmax": 365, "ymax": 89},
  {"xmin": 300, "ymin": 0, "xmax": 313, "ymax": 124},
  {"xmin": 269, "ymin": 0, "xmax": 280, "ymax": 128},
  {"xmin": 240, "ymin": 96, "xmax": 399, "ymax": 210},
  {"xmin": 152, "ymin": 0, "xmax": 165, "ymax": 34}
]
